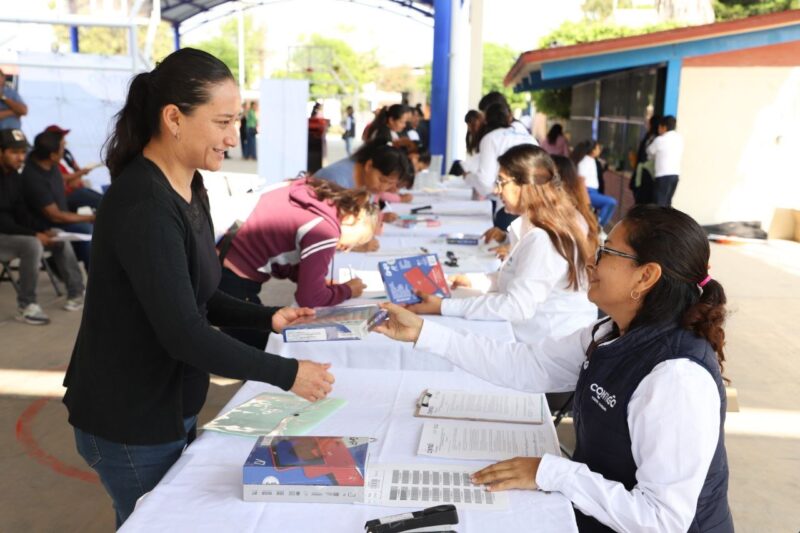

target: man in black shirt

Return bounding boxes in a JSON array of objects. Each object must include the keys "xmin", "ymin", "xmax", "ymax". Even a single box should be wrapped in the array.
[
  {"xmin": 0, "ymin": 129, "xmax": 86, "ymax": 321},
  {"xmin": 22, "ymin": 130, "xmax": 95, "ymax": 271}
]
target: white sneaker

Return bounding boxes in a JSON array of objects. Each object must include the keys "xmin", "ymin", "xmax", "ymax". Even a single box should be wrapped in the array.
[
  {"xmin": 16, "ymin": 303, "xmax": 51, "ymax": 325},
  {"xmin": 64, "ymin": 297, "xmax": 84, "ymax": 312}
]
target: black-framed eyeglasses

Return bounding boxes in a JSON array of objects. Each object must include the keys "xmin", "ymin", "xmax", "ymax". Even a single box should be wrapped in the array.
[{"xmin": 595, "ymin": 246, "xmax": 640, "ymax": 265}]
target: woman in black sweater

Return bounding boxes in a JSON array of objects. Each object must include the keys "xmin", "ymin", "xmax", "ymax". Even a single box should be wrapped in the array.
[{"xmin": 62, "ymin": 48, "xmax": 334, "ymax": 529}]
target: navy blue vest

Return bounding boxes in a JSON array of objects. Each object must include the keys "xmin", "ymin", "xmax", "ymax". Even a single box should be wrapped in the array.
[{"xmin": 571, "ymin": 319, "xmax": 734, "ymax": 532}]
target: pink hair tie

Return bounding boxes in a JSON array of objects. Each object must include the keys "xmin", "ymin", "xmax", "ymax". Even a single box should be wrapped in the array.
[{"xmin": 698, "ymin": 275, "xmax": 712, "ymax": 288}]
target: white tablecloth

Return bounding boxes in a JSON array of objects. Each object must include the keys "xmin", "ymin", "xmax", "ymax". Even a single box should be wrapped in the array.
[
  {"xmin": 265, "ymin": 315, "xmax": 514, "ymax": 371},
  {"xmin": 120, "ymin": 369, "xmax": 578, "ymax": 533}
]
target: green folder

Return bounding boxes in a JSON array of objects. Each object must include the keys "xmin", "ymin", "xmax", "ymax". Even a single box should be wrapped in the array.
[{"xmin": 202, "ymin": 392, "xmax": 346, "ymax": 437}]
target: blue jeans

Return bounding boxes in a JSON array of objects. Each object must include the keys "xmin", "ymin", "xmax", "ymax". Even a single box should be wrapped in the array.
[
  {"xmin": 74, "ymin": 416, "xmax": 197, "ymax": 529},
  {"xmin": 67, "ymin": 187, "xmax": 103, "ymax": 212},
  {"xmin": 245, "ymin": 127, "xmax": 257, "ymax": 159},
  {"xmin": 653, "ymin": 175, "xmax": 679, "ymax": 207},
  {"xmin": 58, "ymin": 221, "xmax": 93, "ymax": 272},
  {"xmin": 587, "ymin": 187, "xmax": 618, "ymax": 227}
]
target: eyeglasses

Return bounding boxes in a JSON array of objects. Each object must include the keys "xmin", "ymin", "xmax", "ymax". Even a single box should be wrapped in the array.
[
  {"xmin": 494, "ymin": 177, "xmax": 513, "ymax": 189},
  {"xmin": 595, "ymin": 246, "xmax": 639, "ymax": 265}
]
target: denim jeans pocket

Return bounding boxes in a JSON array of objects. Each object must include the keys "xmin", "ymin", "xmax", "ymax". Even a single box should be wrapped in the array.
[{"xmin": 74, "ymin": 428, "xmax": 102, "ymax": 468}]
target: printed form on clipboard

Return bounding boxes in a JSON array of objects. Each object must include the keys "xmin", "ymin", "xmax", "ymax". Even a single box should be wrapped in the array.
[{"xmin": 415, "ymin": 389, "xmax": 545, "ymax": 425}]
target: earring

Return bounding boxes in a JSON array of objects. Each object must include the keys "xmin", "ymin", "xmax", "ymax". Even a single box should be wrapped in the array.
[
  {"xmin": 174, "ymin": 129, "xmax": 180, "ymax": 141},
  {"xmin": 630, "ymin": 289, "xmax": 641, "ymax": 301}
]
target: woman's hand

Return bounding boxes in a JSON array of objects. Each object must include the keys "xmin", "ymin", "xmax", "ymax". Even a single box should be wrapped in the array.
[
  {"xmin": 291, "ymin": 361, "xmax": 335, "ymax": 402},
  {"xmin": 490, "ymin": 244, "xmax": 510, "ymax": 260},
  {"xmin": 345, "ymin": 277, "xmax": 366, "ymax": 298},
  {"xmin": 271, "ymin": 306, "xmax": 315, "ymax": 333},
  {"xmin": 383, "ymin": 212, "xmax": 400, "ymax": 223},
  {"xmin": 405, "ymin": 292, "xmax": 442, "ymax": 315},
  {"xmin": 399, "ymin": 193, "xmax": 414, "ymax": 203},
  {"xmin": 372, "ymin": 303, "xmax": 424, "ymax": 343},
  {"xmin": 449, "ymin": 274, "xmax": 472, "ymax": 289},
  {"xmin": 482, "ymin": 227, "xmax": 507, "ymax": 244},
  {"xmin": 471, "ymin": 457, "xmax": 541, "ymax": 491}
]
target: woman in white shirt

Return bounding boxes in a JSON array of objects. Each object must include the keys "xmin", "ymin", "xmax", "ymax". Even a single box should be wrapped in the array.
[
  {"xmin": 376, "ymin": 205, "xmax": 733, "ymax": 533},
  {"xmin": 407, "ymin": 144, "xmax": 597, "ymax": 343},
  {"xmin": 465, "ymin": 102, "xmax": 536, "ymax": 198},
  {"xmin": 573, "ymin": 140, "xmax": 617, "ymax": 228}
]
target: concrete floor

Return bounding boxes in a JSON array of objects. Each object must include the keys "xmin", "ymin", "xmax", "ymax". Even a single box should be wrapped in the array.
[{"xmin": 1, "ymin": 145, "xmax": 798, "ymax": 531}]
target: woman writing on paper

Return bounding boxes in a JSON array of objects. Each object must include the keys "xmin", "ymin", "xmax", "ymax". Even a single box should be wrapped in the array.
[
  {"xmin": 62, "ymin": 49, "xmax": 335, "ymax": 529},
  {"xmin": 408, "ymin": 144, "xmax": 598, "ymax": 343},
  {"xmin": 376, "ymin": 205, "xmax": 733, "ymax": 533},
  {"xmin": 218, "ymin": 177, "xmax": 379, "ymax": 349}
]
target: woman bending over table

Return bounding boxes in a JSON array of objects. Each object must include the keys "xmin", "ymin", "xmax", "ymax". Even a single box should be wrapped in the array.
[
  {"xmin": 376, "ymin": 205, "xmax": 733, "ymax": 533},
  {"xmin": 408, "ymin": 144, "xmax": 598, "ymax": 343},
  {"xmin": 218, "ymin": 177, "xmax": 379, "ymax": 348},
  {"xmin": 62, "ymin": 48, "xmax": 334, "ymax": 529}
]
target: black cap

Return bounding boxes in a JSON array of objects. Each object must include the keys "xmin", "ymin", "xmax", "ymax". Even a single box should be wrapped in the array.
[{"xmin": 0, "ymin": 129, "xmax": 30, "ymax": 150}]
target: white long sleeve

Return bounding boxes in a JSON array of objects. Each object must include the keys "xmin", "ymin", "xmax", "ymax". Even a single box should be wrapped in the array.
[
  {"xmin": 440, "ymin": 228, "xmax": 563, "ymax": 323},
  {"xmin": 537, "ymin": 358, "xmax": 721, "ymax": 533},
  {"xmin": 414, "ymin": 318, "xmax": 591, "ymax": 393},
  {"xmin": 465, "ymin": 127, "xmax": 536, "ymax": 197}
]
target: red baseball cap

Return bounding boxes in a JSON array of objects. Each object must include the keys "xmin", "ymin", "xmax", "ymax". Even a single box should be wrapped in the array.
[{"xmin": 45, "ymin": 124, "xmax": 71, "ymax": 135}]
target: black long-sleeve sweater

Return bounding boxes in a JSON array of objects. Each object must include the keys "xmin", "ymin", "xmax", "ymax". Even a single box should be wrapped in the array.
[{"xmin": 63, "ymin": 156, "xmax": 298, "ymax": 445}]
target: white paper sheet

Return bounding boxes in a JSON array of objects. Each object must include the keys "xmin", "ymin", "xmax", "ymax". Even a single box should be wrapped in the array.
[
  {"xmin": 364, "ymin": 463, "xmax": 509, "ymax": 510},
  {"xmin": 417, "ymin": 390, "xmax": 545, "ymax": 424},
  {"xmin": 416, "ymin": 421, "xmax": 561, "ymax": 462}
]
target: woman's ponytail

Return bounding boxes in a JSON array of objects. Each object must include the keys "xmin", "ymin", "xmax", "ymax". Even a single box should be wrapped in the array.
[
  {"xmin": 104, "ymin": 72, "xmax": 153, "ymax": 179},
  {"xmin": 682, "ymin": 278, "xmax": 728, "ymax": 373}
]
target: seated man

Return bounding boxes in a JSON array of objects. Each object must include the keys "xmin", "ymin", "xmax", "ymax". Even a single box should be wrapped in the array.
[
  {"xmin": 45, "ymin": 125, "xmax": 103, "ymax": 212},
  {"xmin": 22, "ymin": 130, "xmax": 95, "ymax": 270},
  {"xmin": 0, "ymin": 129, "xmax": 86, "ymax": 322}
]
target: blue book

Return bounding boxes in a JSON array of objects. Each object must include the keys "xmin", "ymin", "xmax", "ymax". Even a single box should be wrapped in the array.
[
  {"xmin": 282, "ymin": 304, "xmax": 388, "ymax": 342},
  {"xmin": 378, "ymin": 254, "xmax": 451, "ymax": 304},
  {"xmin": 243, "ymin": 436, "xmax": 370, "ymax": 503}
]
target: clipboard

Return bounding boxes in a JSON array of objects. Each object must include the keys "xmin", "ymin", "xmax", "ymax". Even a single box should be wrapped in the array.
[{"xmin": 414, "ymin": 389, "xmax": 544, "ymax": 425}]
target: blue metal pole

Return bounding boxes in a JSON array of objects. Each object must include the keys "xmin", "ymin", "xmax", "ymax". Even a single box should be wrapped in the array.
[
  {"xmin": 663, "ymin": 58, "xmax": 682, "ymax": 117},
  {"xmin": 173, "ymin": 22, "xmax": 181, "ymax": 51},
  {"xmin": 70, "ymin": 27, "xmax": 80, "ymax": 53},
  {"xmin": 430, "ymin": 0, "xmax": 452, "ymax": 172}
]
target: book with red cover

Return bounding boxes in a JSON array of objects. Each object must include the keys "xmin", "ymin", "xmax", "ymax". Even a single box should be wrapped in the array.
[{"xmin": 378, "ymin": 254, "xmax": 451, "ymax": 304}]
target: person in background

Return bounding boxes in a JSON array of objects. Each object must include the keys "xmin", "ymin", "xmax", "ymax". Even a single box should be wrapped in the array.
[
  {"xmin": 375, "ymin": 205, "xmax": 733, "ymax": 533},
  {"xmin": 362, "ymin": 104, "xmax": 410, "ymax": 144},
  {"xmin": 540, "ymin": 123, "xmax": 570, "ymax": 157},
  {"xmin": 647, "ymin": 115, "xmax": 684, "ymax": 207},
  {"xmin": 313, "ymin": 139, "xmax": 413, "ymax": 193},
  {"xmin": 630, "ymin": 115, "xmax": 659, "ymax": 205},
  {"xmin": 477, "ymin": 91, "xmax": 529, "ymax": 135},
  {"xmin": 0, "ymin": 128, "xmax": 86, "ymax": 323},
  {"xmin": 0, "ymin": 68, "xmax": 28, "ymax": 129},
  {"xmin": 44, "ymin": 125, "xmax": 104, "ymax": 212},
  {"xmin": 465, "ymin": 101, "xmax": 536, "ymax": 199},
  {"xmin": 412, "ymin": 103, "xmax": 430, "ymax": 149},
  {"xmin": 411, "ymin": 144, "xmax": 597, "ymax": 344},
  {"xmin": 63, "ymin": 48, "xmax": 334, "ymax": 529},
  {"xmin": 239, "ymin": 101, "xmax": 249, "ymax": 159},
  {"xmin": 245, "ymin": 100, "xmax": 258, "ymax": 160},
  {"xmin": 218, "ymin": 177, "xmax": 378, "ymax": 348},
  {"xmin": 552, "ymin": 155, "xmax": 599, "ymax": 245},
  {"xmin": 341, "ymin": 105, "xmax": 356, "ymax": 156},
  {"xmin": 401, "ymin": 104, "xmax": 423, "ymax": 145},
  {"xmin": 22, "ymin": 131, "xmax": 95, "ymax": 271},
  {"xmin": 572, "ymin": 140, "xmax": 617, "ymax": 229}
]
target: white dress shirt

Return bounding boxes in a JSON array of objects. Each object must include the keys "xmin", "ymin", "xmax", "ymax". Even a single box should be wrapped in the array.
[
  {"xmin": 440, "ymin": 216, "xmax": 596, "ymax": 343},
  {"xmin": 414, "ymin": 319, "xmax": 721, "ymax": 533},
  {"xmin": 646, "ymin": 130, "xmax": 684, "ymax": 178},
  {"xmin": 577, "ymin": 156, "xmax": 599, "ymax": 190},
  {"xmin": 465, "ymin": 127, "xmax": 537, "ymax": 197}
]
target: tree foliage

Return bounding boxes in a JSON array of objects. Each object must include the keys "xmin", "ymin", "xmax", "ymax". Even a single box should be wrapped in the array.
[
  {"xmin": 273, "ymin": 34, "xmax": 379, "ymax": 100},
  {"xmin": 191, "ymin": 15, "xmax": 265, "ymax": 89},
  {"xmin": 482, "ymin": 42, "xmax": 529, "ymax": 111},
  {"xmin": 53, "ymin": 22, "xmax": 175, "ymax": 62},
  {"xmin": 713, "ymin": 0, "xmax": 799, "ymax": 20}
]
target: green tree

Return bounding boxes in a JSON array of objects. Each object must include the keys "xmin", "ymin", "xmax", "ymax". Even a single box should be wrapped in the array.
[
  {"xmin": 273, "ymin": 34, "xmax": 379, "ymax": 100},
  {"xmin": 192, "ymin": 15, "xmax": 265, "ymax": 89},
  {"xmin": 713, "ymin": 0, "xmax": 799, "ymax": 20},
  {"xmin": 482, "ymin": 42, "xmax": 529, "ymax": 111},
  {"xmin": 530, "ymin": 20, "xmax": 681, "ymax": 117}
]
